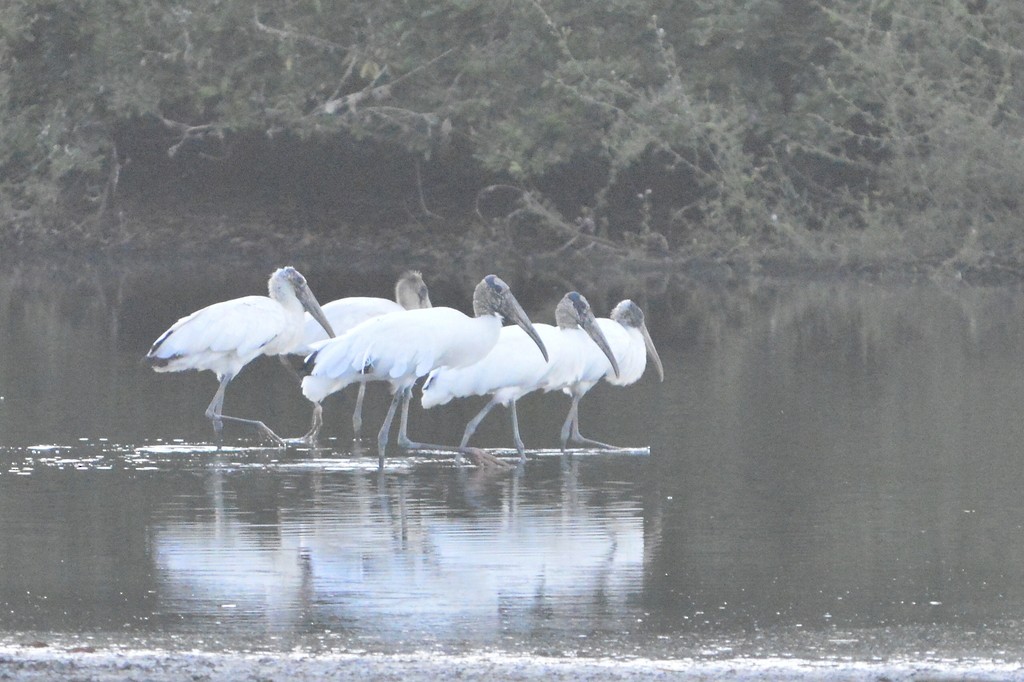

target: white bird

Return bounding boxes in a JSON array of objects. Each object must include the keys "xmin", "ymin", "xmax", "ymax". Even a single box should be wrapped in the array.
[
  {"xmin": 558, "ymin": 299, "xmax": 664, "ymax": 451},
  {"xmin": 301, "ymin": 275, "xmax": 548, "ymax": 467},
  {"xmin": 290, "ymin": 270, "xmax": 431, "ymax": 437},
  {"xmin": 421, "ymin": 292, "xmax": 619, "ymax": 461},
  {"xmin": 294, "ymin": 270, "xmax": 431, "ymax": 354},
  {"xmin": 146, "ymin": 266, "xmax": 335, "ymax": 444}
]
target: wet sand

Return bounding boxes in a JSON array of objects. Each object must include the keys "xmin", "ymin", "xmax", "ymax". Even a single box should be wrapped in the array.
[{"xmin": 1, "ymin": 645, "xmax": 1021, "ymax": 681}]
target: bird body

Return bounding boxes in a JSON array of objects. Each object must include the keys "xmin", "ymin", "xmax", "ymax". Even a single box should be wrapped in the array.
[
  {"xmin": 297, "ymin": 297, "xmax": 402, "ymax": 354},
  {"xmin": 294, "ymin": 271, "xmax": 431, "ymax": 355},
  {"xmin": 146, "ymin": 266, "xmax": 334, "ymax": 443},
  {"xmin": 548, "ymin": 325, "xmax": 618, "ymax": 395},
  {"xmin": 421, "ymin": 292, "xmax": 619, "ymax": 459},
  {"xmin": 150, "ymin": 295, "xmax": 307, "ymax": 378},
  {"xmin": 597, "ymin": 317, "xmax": 648, "ymax": 386},
  {"xmin": 554, "ymin": 299, "xmax": 664, "ymax": 450},
  {"xmin": 289, "ymin": 270, "xmax": 431, "ymax": 439},
  {"xmin": 602, "ymin": 300, "xmax": 663, "ymax": 386},
  {"xmin": 421, "ymin": 323, "xmax": 566, "ymax": 410},
  {"xmin": 302, "ymin": 274, "xmax": 547, "ymax": 466},
  {"xmin": 303, "ymin": 307, "xmax": 503, "ymax": 403}
]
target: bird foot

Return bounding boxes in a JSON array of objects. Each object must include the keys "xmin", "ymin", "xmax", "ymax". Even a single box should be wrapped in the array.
[
  {"xmin": 462, "ymin": 447, "xmax": 515, "ymax": 470},
  {"xmin": 254, "ymin": 422, "xmax": 288, "ymax": 448},
  {"xmin": 283, "ymin": 433, "xmax": 319, "ymax": 449},
  {"xmin": 568, "ymin": 436, "xmax": 619, "ymax": 450}
]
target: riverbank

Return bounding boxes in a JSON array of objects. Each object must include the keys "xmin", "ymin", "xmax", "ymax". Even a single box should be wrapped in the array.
[
  {"xmin": 2, "ymin": 645, "xmax": 1022, "ymax": 681},
  {"xmin": 6, "ymin": 209, "xmax": 1024, "ymax": 292}
]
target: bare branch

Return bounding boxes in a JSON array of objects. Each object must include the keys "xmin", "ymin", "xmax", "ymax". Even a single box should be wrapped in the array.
[
  {"xmin": 319, "ymin": 48, "xmax": 457, "ymax": 115},
  {"xmin": 158, "ymin": 116, "xmax": 223, "ymax": 158},
  {"xmin": 252, "ymin": 8, "xmax": 350, "ymax": 52}
]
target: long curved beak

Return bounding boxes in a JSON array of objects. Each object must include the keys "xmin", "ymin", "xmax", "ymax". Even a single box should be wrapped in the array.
[
  {"xmin": 504, "ymin": 294, "xmax": 548, "ymax": 362},
  {"xmin": 298, "ymin": 285, "xmax": 336, "ymax": 338},
  {"xmin": 640, "ymin": 323, "xmax": 664, "ymax": 381},
  {"xmin": 580, "ymin": 314, "xmax": 619, "ymax": 378}
]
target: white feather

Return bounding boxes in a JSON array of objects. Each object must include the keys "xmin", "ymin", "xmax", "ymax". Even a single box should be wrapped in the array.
[
  {"xmin": 421, "ymin": 324, "xmax": 570, "ymax": 409},
  {"xmin": 302, "ymin": 307, "xmax": 503, "ymax": 404},
  {"xmin": 149, "ymin": 295, "xmax": 302, "ymax": 379},
  {"xmin": 598, "ymin": 318, "xmax": 647, "ymax": 386},
  {"xmin": 294, "ymin": 298, "xmax": 404, "ymax": 355}
]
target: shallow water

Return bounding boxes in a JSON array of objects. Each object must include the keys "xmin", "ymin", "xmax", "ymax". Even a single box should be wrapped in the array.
[{"xmin": 2, "ymin": 261, "xmax": 1024, "ymax": 670}]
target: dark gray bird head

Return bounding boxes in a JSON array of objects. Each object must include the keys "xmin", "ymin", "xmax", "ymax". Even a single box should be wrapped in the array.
[
  {"xmin": 395, "ymin": 270, "xmax": 432, "ymax": 310},
  {"xmin": 611, "ymin": 300, "xmax": 664, "ymax": 381},
  {"xmin": 473, "ymin": 275, "xmax": 548, "ymax": 362},
  {"xmin": 555, "ymin": 292, "xmax": 620, "ymax": 378},
  {"xmin": 271, "ymin": 267, "xmax": 335, "ymax": 338}
]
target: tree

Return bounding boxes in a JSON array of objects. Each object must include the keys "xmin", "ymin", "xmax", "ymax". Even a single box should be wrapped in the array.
[{"xmin": 2, "ymin": 1, "xmax": 1023, "ymax": 273}]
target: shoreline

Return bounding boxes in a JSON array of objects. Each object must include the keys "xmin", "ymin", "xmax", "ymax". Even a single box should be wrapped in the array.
[{"xmin": 2, "ymin": 645, "xmax": 1023, "ymax": 681}]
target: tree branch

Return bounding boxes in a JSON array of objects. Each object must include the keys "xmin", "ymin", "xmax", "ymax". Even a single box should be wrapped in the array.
[
  {"xmin": 319, "ymin": 48, "xmax": 457, "ymax": 115},
  {"xmin": 158, "ymin": 116, "xmax": 224, "ymax": 158},
  {"xmin": 252, "ymin": 8, "xmax": 350, "ymax": 52}
]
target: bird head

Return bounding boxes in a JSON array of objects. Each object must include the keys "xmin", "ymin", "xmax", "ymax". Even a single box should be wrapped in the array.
[
  {"xmin": 473, "ymin": 275, "xmax": 548, "ymax": 362},
  {"xmin": 271, "ymin": 267, "xmax": 336, "ymax": 339},
  {"xmin": 611, "ymin": 300, "xmax": 663, "ymax": 381},
  {"xmin": 396, "ymin": 270, "xmax": 432, "ymax": 310},
  {"xmin": 556, "ymin": 292, "xmax": 620, "ymax": 378}
]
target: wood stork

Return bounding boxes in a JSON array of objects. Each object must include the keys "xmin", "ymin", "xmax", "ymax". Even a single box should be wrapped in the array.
[
  {"xmin": 290, "ymin": 270, "xmax": 431, "ymax": 437},
  {"xmin": 146, "ymin": 266, "xmax": 335, "ymax": 444},
  {"xmin": 421, "ymin": 292, "xmax": 619, "ymax": 461},
  {"xmin": 301, "ymin": 275, "xmax": 548, "ymax": 467},
  {"xmin": 294, "ymin": 270, "xmax": 431, "ymax": 354},
  {"xmin": 558, "ymin": 299, "xmax": 664, "ymax": 451}
]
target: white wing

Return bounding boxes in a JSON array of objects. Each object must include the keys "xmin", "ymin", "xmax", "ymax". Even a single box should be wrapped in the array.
[
  {"xmin": 147, "ymin": 296, "xmax": 288, "ymax": 376},
  {"xmin": 421, "ymin": 324, "xmax": 561, "ymax": 409},
  {"xmin": 294, "ymin": 297, "xmax": 403, "ymax": 354},
  {"xmin": 307, "ymin": 307, "xmax": 470, "ymax": 383}
]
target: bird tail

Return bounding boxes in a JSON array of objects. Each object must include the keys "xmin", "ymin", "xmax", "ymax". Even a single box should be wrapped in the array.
[
  {"xmin": 302, "ymin": 348, "xmax": 320, "ymax": 376},
  {"xmin": 301, "ymin": 374, "xmax": 352, "ymax": 404},
  {"xmin": 420, "ymin": 369, "xmax": 452, "ymax": 409}
]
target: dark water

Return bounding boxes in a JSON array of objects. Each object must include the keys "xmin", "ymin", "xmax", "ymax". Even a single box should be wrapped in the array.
[{"xmin": 2, "ymin": 260, "xmax": 1024, "ymax": 665}]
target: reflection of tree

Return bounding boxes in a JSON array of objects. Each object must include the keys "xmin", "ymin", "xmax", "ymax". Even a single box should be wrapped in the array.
[{"xmin": 644, "ymin": 280, "xmax": 1024, "ymax": 634}]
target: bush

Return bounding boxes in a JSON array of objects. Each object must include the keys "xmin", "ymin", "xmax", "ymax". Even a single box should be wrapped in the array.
[{"xmin": 1, "ymin": 0, "xmax": 1023, "ymax": 272}]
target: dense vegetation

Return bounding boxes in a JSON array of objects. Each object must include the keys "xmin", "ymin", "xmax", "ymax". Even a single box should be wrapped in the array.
[{"xmin": 2, "ymin": 1, "xmax": 1023, "ymax": 276}]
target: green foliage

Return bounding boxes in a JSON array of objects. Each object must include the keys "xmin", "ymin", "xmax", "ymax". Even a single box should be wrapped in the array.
[
  {"xmin": 1, "ymin": 0, "xmax": 1023, "ymax": 270},
  {"xmin": 808, "ymin": 1, "xmax": 1024, "ymax": 264}
]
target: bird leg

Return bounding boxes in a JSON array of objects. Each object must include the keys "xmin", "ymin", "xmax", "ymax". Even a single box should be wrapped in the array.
[
  {"xmin": 561, "ymin": 394, "xmax": 617, "ymax": 451},
  {"xmin": 352, "ymin": 382, "xmax": 367, "ymax": 438},
  {"xmin": 377, "ymin": 389, "xmax": 403, "ymax": 469},
  {"xmin": 204, "ymin": 377, "xmax": 229, "ymax": 444},
  {"xmin": 558, "ymin": 396, "xmax": 578, "ymax": 453},
  {"xmin": 216, "ymin": 415, "xmax": 287, "ymax": 447},
  {"xmin": 392, "ymin": 386, "xmax": 481, "ymax": 464},
  {"xmin": 395, "ymin": 386, "xmax": 460, "ymax": 454},
  {"xmin": 460, "ymin": 398, "xmax": 528, "ymax": 465},
  {"xmin": 508, "ymin": 400, "xmax": 527, "ymax": 462},
  {"xmin": 204, "ymin": 375, "xmax": 286, "ymax": 448},
  {"xmin": 567, "ymin": 417, "xmax": 617, "ymax": 450},
  {"xmin": 285, "ymin": 402, "xmax": 323, "ymax": 447},
  {"xmin": 460, "ymin": 398, "xmax": 500, "ymax": 448},
  {"xmin": 278, "ymin": 355, "xmax": 304, "ymax": 382}
]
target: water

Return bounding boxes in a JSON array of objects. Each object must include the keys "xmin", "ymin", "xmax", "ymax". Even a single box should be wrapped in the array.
[{"xmin": 2, "ymin": 260, "xmax": 1024, "ymax": 671}]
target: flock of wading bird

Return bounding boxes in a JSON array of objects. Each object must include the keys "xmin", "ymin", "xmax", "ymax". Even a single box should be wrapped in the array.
[{"xmin": 145, "ymin": 267, "xmax": 664, "ymax": 468}]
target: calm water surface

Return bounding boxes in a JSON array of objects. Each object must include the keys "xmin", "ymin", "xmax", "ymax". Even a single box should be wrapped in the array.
[{"xmin": 1, "ymin": 260, "xmax": 1024, "ymax": 665}]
